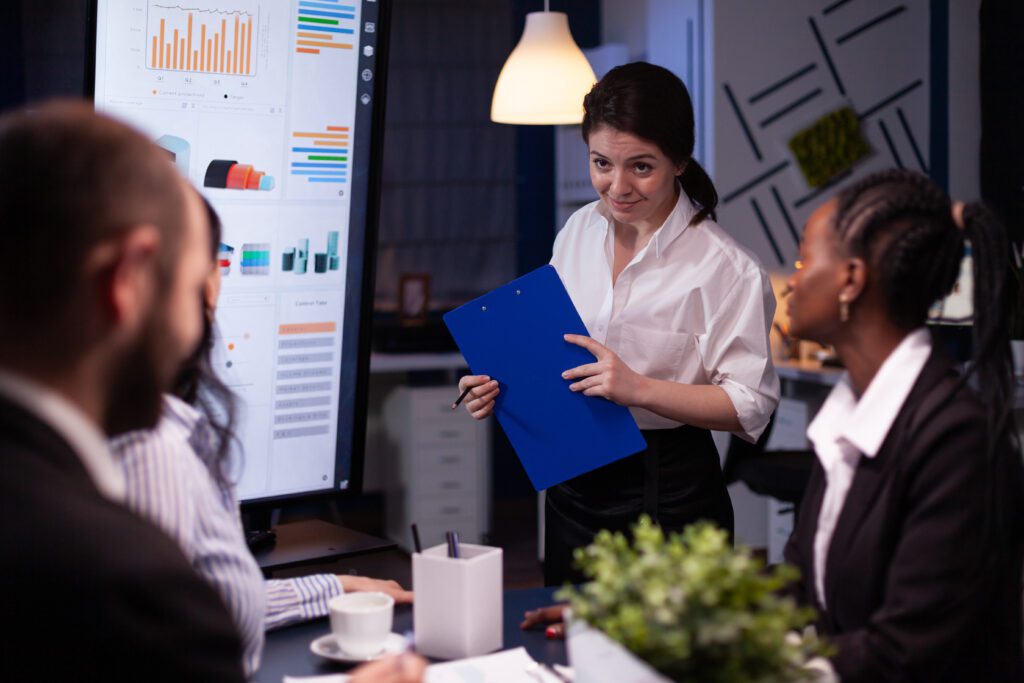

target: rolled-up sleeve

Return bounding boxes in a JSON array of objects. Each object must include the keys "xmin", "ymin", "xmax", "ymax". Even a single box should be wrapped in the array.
[{"xmin": 698, "ymin": 266, "xmax": 780, "ymax": 442}]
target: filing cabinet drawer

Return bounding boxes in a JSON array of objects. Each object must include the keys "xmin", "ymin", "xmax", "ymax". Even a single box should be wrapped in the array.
[
  {"xmin": 410, "ymin": 447, "xmax": 478, "ymax": 474},
  {"xmin": 409, "ymin": 418, "xmax": 479, "ymax": 448},
  {"xmin": 408, "ymin": 387, "xmax": 468, "ymax": 422},
  {"xmin": 412, "ymin": 464, "xmax": 479, "ymax": 499},
  {"xmin": 411, "ymin": 495, "xmax": 478, "ymax": 521}
]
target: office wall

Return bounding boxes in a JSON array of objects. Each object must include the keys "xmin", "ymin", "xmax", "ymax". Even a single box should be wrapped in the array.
[
  {"xmin": 605, "ymin": 0, "xmax": 979, "ymax": 268},
  {"xmin": 711, "ymin": 0, "xmax": 931, "ymax": 270},
  {"xmin": 948, "ymin": 0, "xmax": 981, "ymax": 200}
]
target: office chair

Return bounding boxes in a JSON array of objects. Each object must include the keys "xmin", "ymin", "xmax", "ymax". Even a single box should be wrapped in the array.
[{"xmin": 722, "ymin": 413, "xmax": 815, "ymax": 522}]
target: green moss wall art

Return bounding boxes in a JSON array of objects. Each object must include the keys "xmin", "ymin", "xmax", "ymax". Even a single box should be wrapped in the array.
[{"xmin": 788, "ymin": 106, "xmax": 872, "ymax": 188}]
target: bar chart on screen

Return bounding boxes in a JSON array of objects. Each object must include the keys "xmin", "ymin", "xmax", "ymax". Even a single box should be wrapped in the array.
[
  {"xmin": 146, "ymin": 2, "xmax": 260, "ymax": 76},
  {"xmin": 290, "ymin": 125, "xmax": 349, "ymax": 186},
  {"xmin": 97, "ymin": 0, "xmax": 290, "ymax": 109},
  {"xmin": 294, "ymin": 1, "xmax": 357, "ymax": 57}
]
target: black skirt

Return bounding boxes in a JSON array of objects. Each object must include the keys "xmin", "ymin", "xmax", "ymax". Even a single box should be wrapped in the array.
[{"xmin": 543, "ymin": 424, "xmax": 733, "ymax": 585}]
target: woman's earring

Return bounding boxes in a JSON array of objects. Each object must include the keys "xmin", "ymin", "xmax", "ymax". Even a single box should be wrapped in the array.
[{"xmin": 839, "ymin": 294, "xmax": 850, "ymax": 323}]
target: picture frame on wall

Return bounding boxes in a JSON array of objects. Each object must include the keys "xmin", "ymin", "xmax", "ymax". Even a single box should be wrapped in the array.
[{"xmin": 398, "ymin": 273, "xmax": 431, "ymax": 325}]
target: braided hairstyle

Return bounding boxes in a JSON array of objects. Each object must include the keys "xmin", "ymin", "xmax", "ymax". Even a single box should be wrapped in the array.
[{"xmin": 832, "ymin": 169, "xmax": 1013, "ymax": 447}]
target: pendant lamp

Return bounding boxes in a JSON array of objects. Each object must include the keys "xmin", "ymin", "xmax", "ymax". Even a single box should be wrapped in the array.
[{"xmin": 490, "ymin": 2, "xmax": 597, "ymax": 125}]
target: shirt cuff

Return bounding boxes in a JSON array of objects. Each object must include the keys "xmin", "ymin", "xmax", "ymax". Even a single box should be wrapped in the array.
[
  {"xmin": 805, "ymin": 657, "xmax": 840, "ymax": 683},
  {"xmin": 715, "ymin": 377, "xmax": 775, "ymax": 443},
  {"xmin": 265, "ymin": 574, "xmax": 344, "ymax": 630}
]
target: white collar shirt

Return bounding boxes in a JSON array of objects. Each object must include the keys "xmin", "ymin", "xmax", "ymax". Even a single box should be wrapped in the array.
[
  {"xmin": 0, "ymin": 369, "xmax": 124, "ymax": 501},
  {"xmin": 806, "ymin": 327, "xmax": 932, "ymax": 609},
  {"xmin": 550, "ymin": 190, "xmax": 779, "ymax": 439}
]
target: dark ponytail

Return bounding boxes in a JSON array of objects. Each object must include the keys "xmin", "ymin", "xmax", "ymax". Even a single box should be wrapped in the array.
[
  {"xmin": 678, "ymin": 158, "xmax": 718, "ymax": 225},
  {"xmin": 581, "ymin": 62, "xmax": 718, "ymax": 225},
  {"xmin": 959, "ymin": 202, "xmax": 1013, "ymax": 443}
]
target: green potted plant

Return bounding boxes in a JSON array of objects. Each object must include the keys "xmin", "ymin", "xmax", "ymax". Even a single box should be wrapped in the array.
[{"xmin": 558, "ymin": 517, "xmax": 830, "ymax": 683}]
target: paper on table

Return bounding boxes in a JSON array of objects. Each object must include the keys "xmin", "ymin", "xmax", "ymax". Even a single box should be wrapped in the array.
[
  {"xmin": 566, "ymin": 621, "xmax": 671, "ymax": 683},
  {"xmin": 426, "ymin": 647, "xmax": 548, "ymax": 683},
  {"xmin": 283, "ymin": 647, "xmax": 549, "ymax": 683}
]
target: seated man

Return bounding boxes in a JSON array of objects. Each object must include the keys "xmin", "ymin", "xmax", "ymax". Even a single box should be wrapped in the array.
[
  {"xmin": 0, "ymin": 101, "xmax": 246, "ymax": 682},
  {"xmin": 0, "ymin": 102, "xmax": 424, "ymax": 683}
]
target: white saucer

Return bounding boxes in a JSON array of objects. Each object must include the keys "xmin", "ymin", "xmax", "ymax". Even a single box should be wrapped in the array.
[{"xmin": 310, "ymin": 632, "xmax": 407, "ymax": 663}]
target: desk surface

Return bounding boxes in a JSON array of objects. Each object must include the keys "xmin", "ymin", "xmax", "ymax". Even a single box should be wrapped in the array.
[
  {"xmin": 774, "ymin": 359, "xmax": 843, "ymax": 387},
  {"xmin": 252, "ymin": 520, "xmax": 396, "ymax": 574},
  {"xmin": 255, "ymin": 586, "xmax": 563, "ymax": 682}
]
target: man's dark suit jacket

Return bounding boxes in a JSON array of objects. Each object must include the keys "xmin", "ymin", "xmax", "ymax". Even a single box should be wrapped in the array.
[
  {"xmin": 0, "ymin": 394, "xmax": 245, "ymax": 682},
  {"xmin": 785, "ymin": 349, "xmax": 1024, "ymax": 682}
]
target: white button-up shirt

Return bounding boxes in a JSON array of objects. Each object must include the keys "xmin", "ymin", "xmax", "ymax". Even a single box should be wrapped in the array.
[
  {"xmin": 806, "ymin": 327, "xmax": 932, "ymax": 608},
  {"xmin": 551, "ymin": 190, "xmax": 779, "ymax": 439}
]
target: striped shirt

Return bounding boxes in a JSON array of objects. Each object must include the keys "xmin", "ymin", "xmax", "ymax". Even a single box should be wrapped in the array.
[{"xmin": 111, "ymin": 395, "xmax": 343, "ymax": 676}]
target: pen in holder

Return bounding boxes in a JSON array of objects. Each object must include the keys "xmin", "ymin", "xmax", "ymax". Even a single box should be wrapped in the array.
[{"xmin": 412, "ymin": 542, "xmax": 503, "ymax": 659}]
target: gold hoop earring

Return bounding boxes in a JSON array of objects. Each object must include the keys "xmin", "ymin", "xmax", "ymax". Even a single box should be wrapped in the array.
[{"xmin": 839, "ymin": 295, "xmax": 850, "ymax": 323}]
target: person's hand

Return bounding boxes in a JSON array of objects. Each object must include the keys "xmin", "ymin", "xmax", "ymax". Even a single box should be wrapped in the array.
[
  {"xmin": 338, "ymin": 575, "xmax": 414, "ymax": 604},
  {"xmin": 520, "ymin": 604, "xmax": 567, "ymax": 639},
  {"xmin": 349, "ymin": 653, "xmax": 427, "ymax": 683},
  {"xmin": 562, "ymin": 334, "xmax": 647, "ymax": 407},
  {"xmin": 457, "ymin": 375, "xmax": 500, "ymax": 419}
]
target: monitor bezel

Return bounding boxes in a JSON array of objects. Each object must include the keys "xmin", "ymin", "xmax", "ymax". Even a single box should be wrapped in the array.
[{"xmin": 84, "ymin": 0, "xmax": 392, "ymax": 509}]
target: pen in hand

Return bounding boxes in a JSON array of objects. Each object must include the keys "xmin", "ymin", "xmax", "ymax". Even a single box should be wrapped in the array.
[
  {"xmin": 451, "ymin": 377, "xmax": 497, "ymax": 410},
  {"xmin": 451, "ymin": 385, "xmax": 473, "ymax": 410}
]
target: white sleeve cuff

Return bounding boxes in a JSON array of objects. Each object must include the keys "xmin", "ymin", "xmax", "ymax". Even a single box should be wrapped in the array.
[{"xmin": 715, "ymin": 376, "xmax": 776, "ymax": 443}]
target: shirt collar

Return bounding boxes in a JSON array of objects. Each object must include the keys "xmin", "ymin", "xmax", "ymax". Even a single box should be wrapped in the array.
[
  {"xmin": 807, "ymin": 328, "xmax": 932, "ymax": 461},
  {"xmin": 593, "ymin": 184, "xmax": 698, "ymax": 260},
  {"xmin": 0, "ymin": 369, "xmax": 125, "ymax": 501},
  {"xmin": 162, "ymin": 393, "xmax": 204, "ymax": 433}
]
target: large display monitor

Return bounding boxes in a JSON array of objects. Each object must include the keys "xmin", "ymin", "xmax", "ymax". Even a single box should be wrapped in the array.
[{"xmin": 89, "ymin": 0, "xmax": 390, "ymax": 504}]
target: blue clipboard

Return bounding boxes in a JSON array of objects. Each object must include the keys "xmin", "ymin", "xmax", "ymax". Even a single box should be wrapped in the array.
[{"xmin": 443, "ymin": 265, "xmax": 647, "ymax": 491}]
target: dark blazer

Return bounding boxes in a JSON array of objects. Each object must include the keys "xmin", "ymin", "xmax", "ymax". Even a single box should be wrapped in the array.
[
  {"xmin": 785, "ymin": 348, "xmax": 1024, "ymax": 682},
  {"xmin": 0, "ymin": 394, "xmax": 245, "ymax": 682}
]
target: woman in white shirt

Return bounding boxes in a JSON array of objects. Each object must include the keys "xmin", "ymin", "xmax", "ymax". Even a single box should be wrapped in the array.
[
  {"xmin": 461, "ymin": 62, "xmax": 779, "ymax": 584},
  {"xmin": 112, "ymin": 198, "xmax": 414, "ymax": 677}
]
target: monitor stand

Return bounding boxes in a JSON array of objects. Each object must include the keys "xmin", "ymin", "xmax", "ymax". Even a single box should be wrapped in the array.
[{"xmin": 244, "ymin": 511, "xmax": 397, "ymax": 577}]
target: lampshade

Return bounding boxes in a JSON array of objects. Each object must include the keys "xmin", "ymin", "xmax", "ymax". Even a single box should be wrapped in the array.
[{"xmin": 490, "ymin": 11, "xmax": 597, "ymax": 125}]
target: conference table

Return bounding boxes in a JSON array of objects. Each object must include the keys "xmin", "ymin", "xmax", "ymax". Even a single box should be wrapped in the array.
[{"xmin": 255, "ymin": 586, "xmax": 566, "ymax": 682}]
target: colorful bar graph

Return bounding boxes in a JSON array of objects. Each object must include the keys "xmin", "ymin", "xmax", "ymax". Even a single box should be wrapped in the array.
[
  {"xmin": 147, "ymin": 6, "xmax": 257, "ymax": 76},
  {"xmin": 290, "ymin": 126, "xmax": 351, "ymax": 185},
  {"xmin": 294, "ymin": 0, "xmax": 355, "ymax": 55}
]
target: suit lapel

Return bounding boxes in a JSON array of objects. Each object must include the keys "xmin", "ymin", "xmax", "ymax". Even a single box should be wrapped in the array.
[
  {"xmin": 0, "ymin": 394, "xmax": 97, "ymax": 489},
  {"xmin": 821, "ymin": 348, "xmax": 953, "ymax": 612},
  {"xmin": 797, "ymin": 462, "xmax": 829, "ymax": 617}
]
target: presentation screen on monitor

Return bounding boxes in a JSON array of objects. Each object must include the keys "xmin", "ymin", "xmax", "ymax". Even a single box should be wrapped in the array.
[{"xmin": 90, "ymin": 0, "xmax": 388, "ymax": 504}]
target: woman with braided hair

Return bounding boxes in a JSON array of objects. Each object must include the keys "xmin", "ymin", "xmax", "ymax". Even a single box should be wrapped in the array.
[{"xmin": 784, "ymin": 169, "xmax": 1023, "ymax": 682}]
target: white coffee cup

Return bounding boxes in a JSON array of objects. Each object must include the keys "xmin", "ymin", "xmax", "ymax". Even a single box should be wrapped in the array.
[{"xmin": 328, "ymin": 591, "xmax": 395, "ymax": 658}]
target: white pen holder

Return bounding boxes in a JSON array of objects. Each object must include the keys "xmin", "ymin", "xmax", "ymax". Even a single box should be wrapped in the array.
[{"xmin": 412, "ymin": 543, "xmax": 503, "ymax": 659}]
